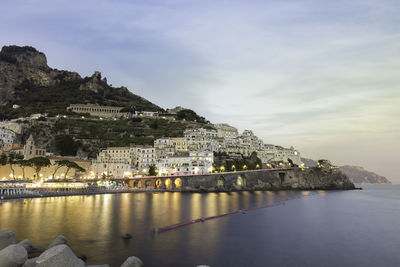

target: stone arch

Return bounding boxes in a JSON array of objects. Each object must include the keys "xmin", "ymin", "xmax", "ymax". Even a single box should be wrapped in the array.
[
  {"xmin": 133, "ymin": 180, "xmax": 142, "ymax": 189},
  {"xmin": 145, "ymin": 180, "xmax": 154, "ymax": 189},
  {"xmin": 156, "ymin": 179, "xmax": 163, "ymax": 189},
  {"xmin": 165, "ymin": 178, "xmax": 172, "ymax": 190},
  {"xmin": 174, "ymin": 178, "xmax": 182, "ymax": 189},
  {"xmin": 236, "ymin": 175, "xmax": 247, "ymax": 187},
  {"xmin": 217, "ymin": 176, "xmax": 225, "ymax": 188}
]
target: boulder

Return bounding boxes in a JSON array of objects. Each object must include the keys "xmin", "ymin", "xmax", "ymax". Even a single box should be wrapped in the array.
[
  {"xmin": 120, "ymin": 256, "xmax": 144, "ymax": 267},
  {"xmin": 22, "ymin": 257, "xmax": 38, "ymax": 267},
  {"xmin": 0, "ymin": 230, "xmax": 16, "ymax": 250},
  {"xmin": 87, "ymin": 265, "xmax": 110, "ymax": 267},
  {"xmin": 47, "ymin": 235, "xmax": 68, "ymax": 249},
  {"xmin": 18, "ymin": 239, "xmax": 34, "ymax": 253},
  {"xmin": 0, "ymin": 244, "xmax": 28, "ymax": 267},
  {"xmin": 36, "ymin": 245, "xmax": 85, "ymax": 267}
]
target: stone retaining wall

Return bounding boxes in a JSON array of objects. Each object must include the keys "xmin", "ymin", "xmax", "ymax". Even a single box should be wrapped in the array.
[{"xmin": 127, "ymin": 167, "xmax": 356, "ymax": 192}]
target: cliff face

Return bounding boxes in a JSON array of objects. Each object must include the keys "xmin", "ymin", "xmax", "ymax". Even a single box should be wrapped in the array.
[
  {"xmin": 0, "ymin": 45, "xmax": 163, "ymax": 118},
  {"xmin": 339, "ymin": 165, "xmax": 391, "ymax": 184},
  {"xmin": 301, "ymin": 158, "xmax": 391, "ymax": 184}
]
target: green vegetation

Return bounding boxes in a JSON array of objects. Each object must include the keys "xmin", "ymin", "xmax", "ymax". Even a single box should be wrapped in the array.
[
  {"xmin": 0, "ymin": 152, "xmax": 24, "ymax": 179},
  {"xmin": 176, "ymin": 109, "xmax": 206, "ymax": 123},
  {"xmin": 0, "ymin": 75, "xmax": 162, "ymax": 120},
  {"xmin": 54, "ymin": 118, "xmax": 188, "ymax": 148},
  {"xmin": 148, "ymin": 165, "xmax": 158, "ymax": 176},
  {"xmin": 55, "ymin": 135, "xmax": 82, "ymax": 156},
  {"xmin": 213, "ymin": 152, "xmax": 262, "ymax": 172},
  {"xmin": 63, "ymin": 161, "xmax": 85, "ymax": 178},
  {"xmin": 27, "ymin": 157, "xmax": 51, "ymax": 180}
]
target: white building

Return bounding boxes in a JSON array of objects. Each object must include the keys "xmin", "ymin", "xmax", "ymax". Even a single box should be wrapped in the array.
[
  {"xmin": 0, "ymin": 128, "xmax": 16, "ymax": 145},
  {"xmin": 91, "ymin": 147, "xmax": 134, "ymax": 178},
  {"xmin": 132, "ymin": 145, "xmax": 156, "ymax": 173},
  {"xmin": 214, "ymin": 123, "xmax": 238, "ymax": 139},
  {"xmin": 157, "ymin": 151, "xmax": 213, "ymax": 176},
  {"xmin": 154, "ymin": 137, "xmax": 189, "ymax": 152},
  {"xmin": 257, "ymin": 145, "xmax": 302, "ymax": 166},
  {"xmin": 184, "ymin": 128, "xmax": 217, "ymax": 141}
]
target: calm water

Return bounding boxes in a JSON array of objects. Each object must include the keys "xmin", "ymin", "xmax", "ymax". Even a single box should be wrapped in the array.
[{"xmin": 1, "ymin": 185, "xmax": 400, "ymax": 267}]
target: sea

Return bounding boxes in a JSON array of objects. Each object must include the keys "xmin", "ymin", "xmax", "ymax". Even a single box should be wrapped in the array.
[{"xmin": 0, "ymin": 185, "xmax": 399, "ymax": 267}]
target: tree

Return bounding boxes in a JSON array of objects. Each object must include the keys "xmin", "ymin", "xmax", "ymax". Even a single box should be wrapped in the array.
[
  {"xmin": 176, "ymin": 109, "xmax": 206, "ymax": 123},
  {"xmin": 55, "ymin": 135, "xmax": 82, "ymax": 156},
  {"xmin": 64, "ymin": 161, "xmax": 85, "ymax": 179},
  {"xmin": 3, "ymin": 153, "xmax": 24, "ymax": 180},
  {"xmin": 0, "ymin": 153, "xmax": 7, "ymax": 166},
  {"xmin": 148, "ymin": 165, "xmax": 158, "ymax": 176},
  {"xmin": 51, "ymin": 160, "xmax": 71, "ymax": 179},
  {"xmin": 18, "ymin": 160, "xmax": 32, "ymax": 180},
  {"xmin": 28, "ymin": 157, "xmax": 51, "ymax": 180}
]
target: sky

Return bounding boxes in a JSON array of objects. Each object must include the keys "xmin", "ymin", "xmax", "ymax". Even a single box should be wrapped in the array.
[{"xmin": 2, "ymin": 0, "xmax": 400, "ymax": 183}]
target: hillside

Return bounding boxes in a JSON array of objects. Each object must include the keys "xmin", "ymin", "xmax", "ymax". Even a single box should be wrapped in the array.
[
  {"xmin": 0, "ymin": 45, "xmax": 163, "ymax": 119},
  {"xmin": 301, "ymin": 158, "xmax": 391, "ymax": 184},
  {"xmin": 339, "ymin": 165, "xmax": 391, "ymax": 184},
  {"xmin": 0, "ymin": 45, "xmax": 213, "ymax": 158}
]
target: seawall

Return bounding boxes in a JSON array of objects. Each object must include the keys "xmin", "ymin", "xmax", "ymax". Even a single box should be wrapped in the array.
[{"xmin": 127, "ymin": 167, "xmax": 356, "ymax": 192}]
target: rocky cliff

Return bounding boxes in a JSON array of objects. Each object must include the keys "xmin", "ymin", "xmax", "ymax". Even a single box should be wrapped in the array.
[
  {"xmin": 339, "ymin": 165, "xmax": 391, "ymax": 184},
  {"xmin": 0, "ymin": 45, "xmax": 163, "ymax": 119},
  {"xmin": 301, "ymin": 158, "xmax": 391, "ymax": 184}
]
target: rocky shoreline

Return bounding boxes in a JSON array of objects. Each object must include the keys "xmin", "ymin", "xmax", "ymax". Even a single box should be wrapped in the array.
[{"xmin": 0, "ymin": 230, "xmax": 211, "ymax": 267}]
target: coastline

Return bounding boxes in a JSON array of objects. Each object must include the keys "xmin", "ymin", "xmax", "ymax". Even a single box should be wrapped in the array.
[{"xmin": 0, "ymin": 186, "xmax": 362, "ymax": 201}]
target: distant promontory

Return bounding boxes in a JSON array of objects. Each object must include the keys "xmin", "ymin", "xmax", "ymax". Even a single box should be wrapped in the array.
[{"xmin": 301, "ymin": 158, "xmax": 391, "ymax": 184}]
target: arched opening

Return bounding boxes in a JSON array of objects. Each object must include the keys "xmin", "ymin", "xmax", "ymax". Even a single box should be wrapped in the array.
[
  {"xmin": 133, "ymin": 180, "xmax": 142, "ymax": 189},
  {"xmin": 236, "ymin": 175, "xmax": 247, "ymax": 187},
  {"xmin": 156, "ymin": 179, "xmax": 163, "ymax": 189},
  {"xmin": 217, "ymin": 176, "xmax": 225, "ymax": 188},
  {"xmin": 145, "ymin": 180, "xmax": 154, "ymax": 189},
  {"xmin": 165, "ymin": 178, "xmax": 172, "ymax": 189},
  {"xmin": 174, "ymin": 178, "xmax": 182, "ymax": 189}
]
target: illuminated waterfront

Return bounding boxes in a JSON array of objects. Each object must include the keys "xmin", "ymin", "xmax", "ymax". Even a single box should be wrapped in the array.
[{"xmin": 1, "ymin": 186, "xmax": 400, "ymax": 266}]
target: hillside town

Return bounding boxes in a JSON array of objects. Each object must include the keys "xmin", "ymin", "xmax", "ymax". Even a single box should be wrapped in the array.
[{"xmin": 0, "ymin": 103, "xmax": 303, "ymax": 181}]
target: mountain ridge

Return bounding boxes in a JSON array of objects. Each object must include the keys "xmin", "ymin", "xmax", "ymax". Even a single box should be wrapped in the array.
[{"xmin": 0, "ymin": 45, "xmax": 163, "ymax": 119}]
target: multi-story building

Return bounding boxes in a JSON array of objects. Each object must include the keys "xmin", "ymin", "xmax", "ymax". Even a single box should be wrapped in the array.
[
  {"xmin": 154, "ymin": 137, "xmax": 189, "ymax": 152},
  {"xmin": 214, "ymin": 123, "xmax": 238, "ymax": 139},
  {"xmin": 132, "ymin": 145, "xmax": 156, "ymax": 173},
  {"xmin": 257, "ymin": 145, "xmax": 302, "ymax": 166},
  {"xmin": 184, "ymin": 128, "xmax": 217, "ymax": 141},
  {"xmin": 0, "ymin": 128, "xmax": 16, "ymax": 146},
  {"xmin": 157, "ymin": 151, "xmax": 213, "ymax": 176},
  {"xmin": 91, "ymin": 147, "xmax": 134, "ymax": 178}
]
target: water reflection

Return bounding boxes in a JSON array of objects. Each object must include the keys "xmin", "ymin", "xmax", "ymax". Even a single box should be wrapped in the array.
[{"xmin": 0, "ymin": 190, "xmax": 316, "ymax": 266}]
